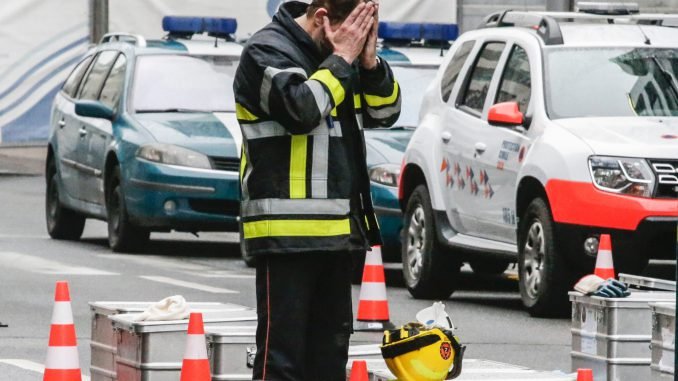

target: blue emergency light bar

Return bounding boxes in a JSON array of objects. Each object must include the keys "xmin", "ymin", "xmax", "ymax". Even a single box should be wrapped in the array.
[
  {"xmin": 378, "ymin": 22, "xmax": 458, "ymax": 43},
  {"xmin": 162, "ymin": 16, "xmax": 238, "ymax": 39}
]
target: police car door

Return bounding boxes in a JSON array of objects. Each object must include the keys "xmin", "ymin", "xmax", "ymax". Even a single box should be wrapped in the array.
[
  {"xmin": 445, "ymin": 41, "xmax": 507, "ymax": 238},
  {"xmin": 75, "ymin": 50, "xmax": 118, "ymax": 204},
  {"xmin": 473, "ymin": 42, "xmax": 533, "ymax": 243}
]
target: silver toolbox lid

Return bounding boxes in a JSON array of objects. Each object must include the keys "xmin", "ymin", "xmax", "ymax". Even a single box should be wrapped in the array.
[
  {"xmin": 649, "ymin": 302, "xmax": 676, "ymax": 317},
  {"xmin": 348, "ymin": 344, "xmax": 381, "ymax": 357},
  {"xmin": 110, "ymin": 308, "xmax": 257, "ymax": 333},
  {"xmin": 619, "ymin": 274, "xmax": 676, "ymax": 292},
  {"xmin": 206, "ymin": 326, "xmax": 257, "ymax": 341},
  {"xmin": 569, "ymin": 291, "xmax": 674, "ymax": 308},
  {"xmin": 89, "ymin": 301, "xmax": 229, "ymax": 315}
]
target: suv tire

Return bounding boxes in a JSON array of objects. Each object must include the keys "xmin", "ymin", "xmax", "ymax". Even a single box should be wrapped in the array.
[
  {"xmin": 106, "ymin": 166, "xmax": 150, "ymax": 252},
  {"xmin": 518, "ymin": 197, "xmax": 572, "ymax": 317},
  {"xmin": 45, "ymin": 159, "xmax": 86, "ymax": 240},
  {"xmin": 402, "ymin": 185, "xmax": 460, "ymax": 299}
]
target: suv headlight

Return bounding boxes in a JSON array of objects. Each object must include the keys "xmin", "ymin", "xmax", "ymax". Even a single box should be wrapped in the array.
[
  {"xmin": 369, "ymin": 164, "xmax": 400, "ymax": 187},
  {"xmin": 137, "ymin": 143, "xmax": 212, "ymax": 169},
  {"xmin": 588, "ymin": 156, "xmax": 655, "ymax": 197}
]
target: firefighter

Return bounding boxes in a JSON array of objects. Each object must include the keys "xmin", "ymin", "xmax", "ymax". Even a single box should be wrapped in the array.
[{"xmin": 233, "ymin": 0, "xmax": 401, "ymax": 379}]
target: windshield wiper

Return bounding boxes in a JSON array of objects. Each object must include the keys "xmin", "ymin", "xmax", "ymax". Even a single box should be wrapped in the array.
[{"xmin": 651, "ymin": 55, "xmax": 678, "ymax": 101}]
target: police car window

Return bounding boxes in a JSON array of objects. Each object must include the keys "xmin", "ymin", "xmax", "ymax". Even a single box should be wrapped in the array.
[
  {"xmin": 133, "ymin": 55, "xmax": 238, "ymax": 113},
  {"xmin": 546, "ymin": 47, "xmax": 678, "ymax": 118},
  {"xmin": 440, "ymin": 40, "xmax": 474, "ymax": 103},
  {"xmin": 460, "ymin": 42, "xmax": 505, "ymax": 114},
  {"xmin": 496, "ymin": 45, "xmax": 531, "ymax": 114},
  {"xmin": 99, "ymin": 54, "xmax": 127, "ymax": 111},
  {"xmin": 78, "ymin": 51, "xmax": 118, "ymax": 101},
  {"xmin": 62, "ymin": 56, "xmax": 94, "ymax": 98}
]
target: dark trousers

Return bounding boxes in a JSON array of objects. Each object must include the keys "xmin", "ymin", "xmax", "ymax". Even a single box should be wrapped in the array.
[{"xmin": 252, "ymin": 251, "xmax": 356, "ymax": 381}]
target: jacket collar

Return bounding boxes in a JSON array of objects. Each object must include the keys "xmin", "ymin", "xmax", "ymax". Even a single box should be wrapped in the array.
[{"xmin": 274, "ymin": 1, "xmax": 324, "ymax": 62}]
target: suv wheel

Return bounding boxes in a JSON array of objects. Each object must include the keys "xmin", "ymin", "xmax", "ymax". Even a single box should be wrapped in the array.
[
  {"xmin": 518, "ymin": 198, "xmax": 572, "ymax": 317},
  {"xmin": 45, "ymin": 160, "xmax": 86, "ymax": 240},
  {"xmin": 106, "ymin": 167, "xmax": 150, "ymax": 252},
  {"xmin": 402, "ymin": 185, "xmax": 460, "ymax": 299},
  {"xmin": 470, "ymin": 260, "xmax": 510, "ymax": 275}
]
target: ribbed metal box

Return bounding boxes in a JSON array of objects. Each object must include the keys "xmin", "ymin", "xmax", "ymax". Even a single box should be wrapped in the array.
[
  {"xmin": 206, "ymin": 326, "xmax": 256, "ymax": 381},
  {"xmin": 89, "ymin": 301, "xmax": 229, "ymax": 381},
  {"xmin": 569, "ymin": 291, "xmax": 674, "ymax": 381},
  {"xmin": 649, "ymin": 302, "xmax": 675, "ymax": 380},
  {"xmin": 110, "ymin": 308, "xmax": 256, "ymax": 381}
]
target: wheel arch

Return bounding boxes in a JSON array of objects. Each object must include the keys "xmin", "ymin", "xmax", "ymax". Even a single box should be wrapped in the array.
[
  {"xmin": 399, "ymin": 163, "xmax": 428, "ymax": 211},
  {"xmin": 45, "ymin": 144, "xmax": 56, "ymax": 181},
  {"xmin": 516, "ymin": 176, "xmax": 550, "ymax": 229},
  {"xmin": 103, "ymin": 151, "xmax": 120, "ymax": 200}
]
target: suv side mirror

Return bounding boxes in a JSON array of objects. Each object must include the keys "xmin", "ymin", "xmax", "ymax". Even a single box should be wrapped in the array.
[
  {"xmin": 75, "ymin": 100, "xmax": 114, "ymax": 121},
  {"xmin": 488, "ymin": 102, "xmax": 524, "ymax": 127}
]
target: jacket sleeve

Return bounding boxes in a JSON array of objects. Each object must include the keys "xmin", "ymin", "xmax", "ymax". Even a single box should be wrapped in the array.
[
  {"xmin": 235, "ymin": 42, "xmax": 354, "ymax": 135},
  {"xmin": 359, "ymin": 57, "xmax": 401, "ymax": 128}
]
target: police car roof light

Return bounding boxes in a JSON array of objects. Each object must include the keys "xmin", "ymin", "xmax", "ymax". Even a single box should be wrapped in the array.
[
  {"xmin": 204, "ymin": 17, "xmax": 238, "ymax": 38},
  {"xmin": 577, "ymin": 2, "xmax": 640, "ymax": 16},
  {"xmin": 378, "ymin": 22, "xmax": 458, "ymax": 43},
  {"xmin": 162, "ymin": 16, "xmax": 204, "ymax": 35}
]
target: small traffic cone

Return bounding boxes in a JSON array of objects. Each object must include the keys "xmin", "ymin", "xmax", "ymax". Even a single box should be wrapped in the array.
[
  {"xmin": 180, "ymin": 313, "xmax": 211, "ymax": 381},
  {"xmin": 355, "ymin": 246, "xmax": 395, "ymax": 331},
  {"xmin": 594, "ymin": 234, "xmax": 615, "ymax": 279},
  {"xmin": 576, "ymin": 368, "xmax": 594, "ymax": 381},
  {"xmin": 44, "ymin": 281, "xmax": 81, "ymax": 381},
  {"xmin": 349, "ymin": 360, "xmax": 369, "ymax": 381}
]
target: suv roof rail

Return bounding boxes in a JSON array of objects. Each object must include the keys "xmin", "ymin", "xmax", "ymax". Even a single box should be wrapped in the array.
[
  {"xmin": 100, "ymin": 33, "xmax": 147, "ymax": 48},
  {"xmin": 481, "ymin": 10, "xmax": 678, "ymax": 45}
]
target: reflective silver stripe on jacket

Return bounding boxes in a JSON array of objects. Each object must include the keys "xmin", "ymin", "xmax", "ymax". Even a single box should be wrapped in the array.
[
  {"xmin": 356, "ymin": 114, "xmax": 364, "ymax": 130},
  {"xmin": 260, "ymin": 67, "xmax": 308, "ymax": 114},
  {"xmin": 241, "ymin": 144, "xmax": 252, "ymax": 200},
  {"xmin": 306, "ymin": 80, "xmax": 333, "ymax": 116},
  {"xmin": 311, "ymin": 134, "xmax": 329, "ymax": 198},
  {"xmin": 242, "ymin": 120, "xmax": 342, "ymax": 140},
  {"xmin": 365, "ymin": 97, "xmax": 402, "ymax": 120},
  {"xmin": 241, "ymin": 198, "xmax": 350, "ymax": 218}
]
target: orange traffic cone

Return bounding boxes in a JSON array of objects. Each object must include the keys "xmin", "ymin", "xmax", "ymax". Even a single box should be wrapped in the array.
[
  {"xmin": 576, "ymin": 368, "xmax": 594, "ymax": 381},
  {"xmin": 180, "ymin": 312, "xmax": 211, "ymax": 381},
  {"xmin": 355, "ymin": 246, "xmax": 395, "ymax": 331},
  {"xmin": 594, "ymin": 234, "xmax": 615, "ymax": 279},
  {"xmin": 349, "ymin": 360, "xmax": 369, "ymax": 381},
  {"xmin": 44, "ymin": 281, "xmax": 81, "ymax": 381}
]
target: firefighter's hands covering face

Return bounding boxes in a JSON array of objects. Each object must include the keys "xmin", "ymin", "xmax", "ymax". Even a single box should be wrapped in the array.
[
  {"xmin": 359, "ymin": 0, "xmax": 379, "ymax": 70},
  {"xmin": 323, "ymin": 2, "xmax": 376, "ymax": 65}
]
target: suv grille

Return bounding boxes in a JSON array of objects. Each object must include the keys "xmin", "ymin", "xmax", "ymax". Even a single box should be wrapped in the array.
[
  {"xmin": 210, "ymin": 157, "xmax": 240, "ymax": 172},
  {"xmin": 649, "ymin": 160, "xmax": 678, "ymax": 198}
]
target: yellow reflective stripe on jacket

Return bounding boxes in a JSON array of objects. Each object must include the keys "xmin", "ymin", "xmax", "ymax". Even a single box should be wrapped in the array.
[
  {"xmin": 239, "ymin": 147, "xmax": 247, "ymax": 182},
  {"xmin": 236, "ymin": 103, "xmax": 259, "ymax": 122},
  {"xmin": 243, "ymin": 219, "xmax": 351, "ymax": 239},
  {"xmin": 289, "ymin": 135, "xmax": 308, "ymax": 199},
  {"xmin": 310, "ymin": 69, "xmax": 345, "ymax": 108},
  {"xmin": 354, "ymin": 93, "xmax": 362, "ymax": 109},
  {"xmin": 364, "ymin": 81, "xmax": 400, "ymax": 108},
  {"xmin": 330, "ymin": 108, "xmax": 338, "ymax": 117}
]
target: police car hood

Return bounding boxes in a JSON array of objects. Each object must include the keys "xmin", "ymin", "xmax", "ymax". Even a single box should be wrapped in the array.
[
  {"xmin": 553, "ymin": 117, "xmax": 678, "ymax": 159},
  {"xmin": 135, "ymin": 112, "xmax": 241, "ymax": 158}
]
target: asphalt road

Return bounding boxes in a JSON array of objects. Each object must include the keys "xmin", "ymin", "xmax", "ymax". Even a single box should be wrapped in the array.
[{"xmin": 0, "ymin": 175, "xmax": 673, "ymax": 379}]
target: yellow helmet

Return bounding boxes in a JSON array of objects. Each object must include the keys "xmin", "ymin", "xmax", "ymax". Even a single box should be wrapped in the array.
[{"xmin": 380, "ymin": 323, "xmax": 465, "ymax": 381}]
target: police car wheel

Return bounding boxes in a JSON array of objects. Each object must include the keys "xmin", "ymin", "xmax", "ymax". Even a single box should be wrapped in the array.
[
  {"xmin": 106, "ymin": 167, "xmax": 150, "ymax": 253},
  {"xmin": 402, "ymin": 185, "xmax": 460, "ymax": 299},
  {"xmin": 45, "ymin": 159, "xmax": 85, "ymax": 240},
  {"xmin": 518, "ymin": 198, "xmax": 572, "ymax": 317}
]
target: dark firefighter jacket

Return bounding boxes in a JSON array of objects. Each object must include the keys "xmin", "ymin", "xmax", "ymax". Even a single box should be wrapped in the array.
[{"xmin": 233, "ymin": 1, "xmax": 401, "ymax": 256}]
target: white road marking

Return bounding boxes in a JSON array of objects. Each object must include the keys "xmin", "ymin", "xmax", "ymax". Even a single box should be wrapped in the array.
[
  {"xmin": 0, "ymin": 359, "xmax": 90, "ymax": 381},
  {"xmin": 0, "ymin": 252, "xmax": 118, "ymax": 275},
  {"xmin": 140, "ymin": 276, "xmax": 238, "ymax": 294},
  {"xmin": 98, "ymin": 253, "xmax": 212, "ymax": 272},
  {"xmin": 189, "ymin": 271, "xmax": 255, "ymax": 279}
]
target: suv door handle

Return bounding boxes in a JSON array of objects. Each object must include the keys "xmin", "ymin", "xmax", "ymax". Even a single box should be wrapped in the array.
[
  {"xmin": 441, "ymin": 132, "xmax": 452, "ymax": 144},
  {"xmin": 78, "ymin": 127, "xmax": 87, "ymax": 137},
  {"xmin": 58, "ymin": 119, "xmax": 66, "ymax": 129},
  {"xmin": 474, "ymin": 142, "xmax": 487, "ymax": 154}
]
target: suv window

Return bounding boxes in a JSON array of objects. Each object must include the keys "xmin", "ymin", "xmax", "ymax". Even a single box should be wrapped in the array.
[
  {"xmin": 459, "ymin": 42, "xmax": 506, "ymax": 114},
  {"xmin": 78, "ymin": 51, "xmax": 118, "ymax": 100},
  {"xmin": 496, "ymin": 45, "xmax": 531, "ymax": 114},
  {"xmin": 440, "ymin": 40, "xmax": 475, "ymax": 102},
  {"xmin": 99, "ymin": 54, "xmax": 127, "ymax": 111},
  {"xmin": 62, "ymin": 56, "xmax": 94, "ymax": 98}
]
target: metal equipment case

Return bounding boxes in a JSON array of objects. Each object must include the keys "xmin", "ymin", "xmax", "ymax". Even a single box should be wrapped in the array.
[{"xmin": 649, "ymin": 302, "xmax": 675, "ymax": 380}]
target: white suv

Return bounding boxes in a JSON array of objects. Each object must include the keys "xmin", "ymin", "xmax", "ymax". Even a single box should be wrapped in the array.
[{"xmin": 399, "ymin": 8, "xmax": 678, "ymax": 316}]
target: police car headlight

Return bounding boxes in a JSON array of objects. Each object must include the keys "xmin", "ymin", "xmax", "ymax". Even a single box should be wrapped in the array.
[
  {"xmin": 369, "ymin": 164, "xmax": 400, "ymax": 187},
  {"xmin": 137, "ymin": 143, "xmax": 212, "ymax": 169},
  {"xmin": 589, "ymin": 156, "xmax": 655, "ymax": 197}
]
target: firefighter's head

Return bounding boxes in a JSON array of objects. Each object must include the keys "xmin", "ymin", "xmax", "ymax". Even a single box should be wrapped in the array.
[{"xmin": 303, "ymin": 0, "xmax": 377, "ymax": 56}]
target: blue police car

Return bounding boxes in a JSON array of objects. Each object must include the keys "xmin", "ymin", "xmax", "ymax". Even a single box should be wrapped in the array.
[{"xmin": 45, "ymin": 17, "xmax": 244, "ymax": 252}]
